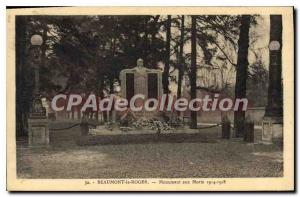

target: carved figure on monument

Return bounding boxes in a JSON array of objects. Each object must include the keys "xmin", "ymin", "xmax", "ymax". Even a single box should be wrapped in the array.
[{"xmin": 135, "ymin": 58, "xmax": 147, "ymax": 76}]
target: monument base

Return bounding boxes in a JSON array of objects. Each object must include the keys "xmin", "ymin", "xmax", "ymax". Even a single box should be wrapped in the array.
[
  {"xmin": 79, "ymin": 126, "xmax": 216, "ymax": 146},
  {"xmin": 261, "ymin": 116, "xmax": 283, "ymax": 145},
  {"xmin": 28, "ymin": 118, "xmax": 49, "ymax": 146}
]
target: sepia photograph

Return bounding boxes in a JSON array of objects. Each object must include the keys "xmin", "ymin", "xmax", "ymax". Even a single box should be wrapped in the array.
[{"xmin": 6, "ymin": 7, "xmax": 294, "ymax": 191}]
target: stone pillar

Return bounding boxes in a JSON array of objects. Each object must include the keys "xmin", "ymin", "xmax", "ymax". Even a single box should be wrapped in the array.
[
  {"xmin": 112, "ymin": 109, "xmax": 116, "ymax": 123},
  {"xmin": 262, "ymin": 15, "xmax": 283, "ymax": 144},
  {"xmin": 265, "ymin": 15, "xmax": 283, "ymax": 117}
]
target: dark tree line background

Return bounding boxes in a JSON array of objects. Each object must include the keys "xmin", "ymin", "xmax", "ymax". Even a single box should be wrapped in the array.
[{"xmin": 16, "ymin": 15, "xmax": 269, "ymax": 137}]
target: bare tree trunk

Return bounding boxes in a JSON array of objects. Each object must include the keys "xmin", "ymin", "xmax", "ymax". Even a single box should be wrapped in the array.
[
  {"xmin": 177, "ymin": 15, "xmax": 184, "ymax": 100},
  {"xmin": 162, "ymin": 15, "xmax": 171, "ymax": 94},
  {"xmin": 234, "ymin": 15, "xmax": 251, "ymax": 137},
  {"xmin": 16, "ymin": 16, "xmax": 28, "ymax": 137},
  {"xmin": 190, "ymin": 16, "xmax": 197, "ymax": 129},
  {"xmin": 94, "ymin": 79, "xmax": 101, "ymax": 121},
  {"xmin": 150, "ymin": 15, "xmax": 160, "ymax": 68}
]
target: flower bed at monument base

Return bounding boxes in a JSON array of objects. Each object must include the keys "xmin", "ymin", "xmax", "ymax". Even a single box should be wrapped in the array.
[{"xmin": 76, "ymin": 132, "xmax": 217, "ymax": 146}]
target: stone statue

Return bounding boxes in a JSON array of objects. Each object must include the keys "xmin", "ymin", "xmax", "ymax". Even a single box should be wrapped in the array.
[
  {"xmin": 135, "ymin": 58, "xmax": 147, "ymax": 75},
  {"xmin": 137, "ymin": 58, "xmax": 144, "ymax": 68}
]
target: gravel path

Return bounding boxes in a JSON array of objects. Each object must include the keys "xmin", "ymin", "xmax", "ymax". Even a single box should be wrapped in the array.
[{"xmin": 17, "ymin": 128, "xmax": 283, "ymax": 178}]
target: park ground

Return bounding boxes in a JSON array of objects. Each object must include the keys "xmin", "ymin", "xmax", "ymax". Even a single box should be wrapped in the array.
[{"xmin": 16, "ymin": 122, "xmax": 283, "ymax": 178}]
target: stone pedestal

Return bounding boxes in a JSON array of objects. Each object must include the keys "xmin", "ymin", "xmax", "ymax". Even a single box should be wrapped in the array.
[
  {"xmin": 261, "ymin": 117, "xmax": 283, "ymax": 144},
  {"xmin": 28, "ymin": 96, "xmax": 49, "ymax": 146},
  {"xmin": 28, "ymin": 118, "xmax": 49, "ymax": 146}
]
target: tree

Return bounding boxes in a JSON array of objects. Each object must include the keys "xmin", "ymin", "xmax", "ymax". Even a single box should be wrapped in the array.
[
  {"xmin": 234, "ymin": 15, "xmax": 251, "ymax": 137},
  {"xmin": 247, "ymin": 50, "xmax": 269, "ymax": 107},
  {"xmin": 173, "ymin": 15, "xmax": 241, "ymax": 128},
  {"xmin": 162, "ymin": 15, "xmax": 171, "ymax": 94},
  {"xmin": 50, "ymin": 15, "xmax": 167, "ymax": 119},
  {"xmin": 177, "ymin": 15, "xmax": 185, "ymax": 100},
  {"xmin": 16, "ymin": 16, "xmax": 31, "ymax": 137},
  {"xmin": 194, "ymin": 15, "xmax": 241, "ymax": 93},
  {"xmin": 43, "ymin": 15, "xmax": 166, "ymax": 97},
  {"xmin": 190, "ymin": 15, "xmax": 197, "ymax": 129}
]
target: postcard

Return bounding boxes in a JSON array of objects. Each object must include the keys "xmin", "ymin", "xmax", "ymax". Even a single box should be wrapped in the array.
[{"xmin": 7, "ymin": 6, "xmax": 294, "ymax": 191}]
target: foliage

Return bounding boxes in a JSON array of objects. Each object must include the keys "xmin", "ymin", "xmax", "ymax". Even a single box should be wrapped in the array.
[
  {"xmin": 127, "ymin": 118, "xmax": 172, "ymax": 132},
  {"xmin": 104, "ymin": 121, "xmax": 115, "ymax": 131},
  {"xmin": 247, "ymin": 54, "xmax": 269, "ymax": 106},
  {"xmin": 167, "ymin": 114, "xmax": 184, "ymax": 128},
  {"xmin": 16, "ymin": 14, "xmax": 263, "ymax": 135}
]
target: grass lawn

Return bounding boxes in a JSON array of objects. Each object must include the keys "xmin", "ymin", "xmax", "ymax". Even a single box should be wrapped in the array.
[{"xmin": 17, "ymin": 126, "xmax": 283, "ymax": 178}]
